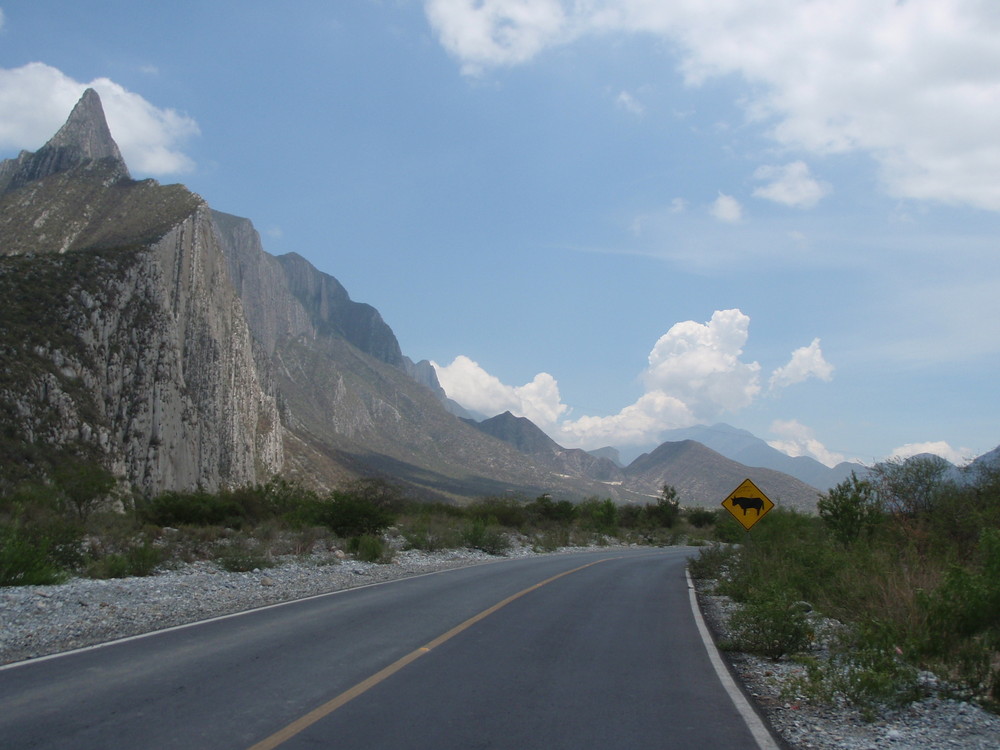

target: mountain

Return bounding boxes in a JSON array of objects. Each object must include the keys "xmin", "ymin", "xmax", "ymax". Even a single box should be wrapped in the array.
[
  {"xmin": 0, "ymin": 89, "xmax": 826, "ymax": 510},
  {"xmin": 658, "ymin": 423, "xmax": 864, "ymax": 490},
  {"xmin": 0, "ymin": 89, "xmax": 642, "ymax": 503},
  {"xmin": 623, "ymin": 440, "xmax": 821, "ymax": 511},
  {"xmin": 468, "ymin": 411, "xmax": 625, "ymax": 484}
]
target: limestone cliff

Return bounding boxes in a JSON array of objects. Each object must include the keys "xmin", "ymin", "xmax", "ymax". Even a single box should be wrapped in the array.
[{"xmin": 0, "ymin": 89, "xmax": 282, "ymax": 493}]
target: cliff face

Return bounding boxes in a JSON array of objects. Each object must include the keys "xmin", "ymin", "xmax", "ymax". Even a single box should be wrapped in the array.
[{"xmin": 0, "ymin": 90, "xmax": 282, "ymax": 493}]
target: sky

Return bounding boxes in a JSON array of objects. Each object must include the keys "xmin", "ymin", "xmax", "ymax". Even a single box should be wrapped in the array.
[{"xmin": 1, "ymin": 0, "xmax": 999, "ymax": 468}]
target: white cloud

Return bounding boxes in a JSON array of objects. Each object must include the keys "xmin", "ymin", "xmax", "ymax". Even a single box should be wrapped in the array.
[
  {"xmin": 435, "ymin": 309, "xmax": 768, "ymax": 449},
  {"xmin": 616, "ymin": 90, "xmax": 644, "ymax": 115},
  {"xmin": 710, "ymin": 192, "xmax": 743, "ymax": 223},
  {"xmin": 890, "ymin": 441, "xmax": 971, "ymax": 466},
  {"xmin": 753, "ymin": 161, "xmax": 830, "ymax": 208},
  {"xmin": 423, "ymin": 0, "xmax": 1000, "ymax": 211},
  {"xmin": 0, "ymin": 62, "xmax": 198, "ymax": 175},
  {"xmin": 642, "ymin": 309, "xmax": 761, "ymax": 415},
  {"xmin": 769, "ymin": 338, "xmax": 833, "ymax": 390},
  {"xmin": 424, "ymin": 0, "xmax": 569, "ymax": 76},
  {"xmin": 431, "ymin": 355, "xmax": 568, "ymax": 426},
  {"xmin": 768, "ymin": 419, "xmax": 846, "ymax": 467}
]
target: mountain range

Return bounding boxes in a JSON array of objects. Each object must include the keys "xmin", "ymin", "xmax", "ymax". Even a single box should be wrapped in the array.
[{"xmin": 6, "ymin": 89, "xmax": 981, "ymax": 512}]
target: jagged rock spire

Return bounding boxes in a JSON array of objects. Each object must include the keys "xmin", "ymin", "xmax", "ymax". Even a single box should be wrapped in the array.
[
  {"xmin": 0, "ymin": 88, "xmax": 130, "ymax": 192},
  {"xmin": 47, "ymin": 88, "xmax": 127, "ymax": 165}
]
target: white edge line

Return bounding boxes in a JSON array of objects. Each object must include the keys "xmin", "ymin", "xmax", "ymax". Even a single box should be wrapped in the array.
[
  {"xmin": 686, "ymin": 569, "xmax": 782, "ymax": 750},
  {"xmin": 0, "ymin": 560, "xmax": 501, "ymax": 672}
]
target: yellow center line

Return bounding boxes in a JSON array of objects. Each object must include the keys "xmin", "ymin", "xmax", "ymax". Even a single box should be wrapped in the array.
[{"xmin": 247, "ymin": 557, "xmax": 616, "ymax": 750}]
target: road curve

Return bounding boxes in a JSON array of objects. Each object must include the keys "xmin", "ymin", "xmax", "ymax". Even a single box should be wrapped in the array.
[{"xmin": 0, "ymin": 547, "xmax": 776, "ymax": 749}]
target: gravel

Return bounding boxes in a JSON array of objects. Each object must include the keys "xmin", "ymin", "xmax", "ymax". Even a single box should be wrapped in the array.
[{"xmin": 3, "ymin": 546, "xmax": 998, "ymax": 749}]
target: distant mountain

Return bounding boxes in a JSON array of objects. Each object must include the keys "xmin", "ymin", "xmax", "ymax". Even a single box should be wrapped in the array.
[
  {"xmin": 468, "ymin": 412, "xmax": 626, "ymax": 485},
  {"xmin": 467, "ymin": 413, "xmax": 820, "ymax": 510},
  {"xmin": 658, "ymin": 423, "xmax": 863, "ymax": 490},
  {"xmin": 588, "ymin": 446, "xmax": 623, "ymax": 468},
  {"xmin": 623, "ymin": 440, "xmax": 821, "ymax": 511}
]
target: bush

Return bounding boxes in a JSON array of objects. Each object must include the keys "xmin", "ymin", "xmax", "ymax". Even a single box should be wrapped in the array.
[
  {"xmin": 686, "ymin": 507, "xmax": 717, "ymax": 528},
  {"xmin": 142, "ymin": 490, "xmax": 245, "ymax": 527},
  {"xmin": 467, "ymin": 497, "xmax": 529, "ymax": 529},
  {"xmin": 462, "ymin": 519, "xmax": 511, "ymax": 555},
  {"xmin": 818, "ymin": 471, "xmax": 883, "ymax": 545},
  {"xmin": 85, "ymin": 542, "xmax": 162, "ymax": 579},
  {"xmin": 0, "ymin": 525, "xmax": 65, "ymax": 586},
  {"xmin": 349, "ymin": 534, "xmax": 393, "ymax": 563},
  {"xmin": 303, "ymin": 491, "xmax": 396, "ymax": 538},
  {"xmin": 577, "ymin": 497, "xmax": 618, "ymax": 534},
  {"xmin": 215, "ymin": 538, "xmax": 272, "ymax": 572},
  {"xmin": 725, "ymin": 593, "xmax": 813, "ymax": 659}
]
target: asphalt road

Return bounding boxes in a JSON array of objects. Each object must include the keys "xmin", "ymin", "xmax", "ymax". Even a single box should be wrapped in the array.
[{"xmin": 0, "ymin": 547, "xmax": 775, "ymax": 749}]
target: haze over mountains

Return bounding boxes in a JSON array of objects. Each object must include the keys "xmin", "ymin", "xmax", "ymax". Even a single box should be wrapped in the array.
[{"xmin": 0, "ymin": 90, "xmax": 991, "ymax": 511}]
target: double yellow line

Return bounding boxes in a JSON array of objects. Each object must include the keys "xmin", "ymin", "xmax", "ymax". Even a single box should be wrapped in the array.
[{"xmin": 248, "ymin": 557, "xmax": 613, "ymax": 750}]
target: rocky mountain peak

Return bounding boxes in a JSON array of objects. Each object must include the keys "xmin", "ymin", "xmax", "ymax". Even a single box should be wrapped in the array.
[
  {"xmin": 1, "ymin": 88, "xmax": 129, "ymax": 193},
  {"xmin": 47, "ymin": 88, "xmax": 126, "ymax": 164}
]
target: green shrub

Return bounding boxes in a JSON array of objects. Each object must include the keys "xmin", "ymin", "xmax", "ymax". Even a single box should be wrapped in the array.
[
  {"xmin": 302, "ymin": 491, "xmax": 396, "ymax": 538},
  {"xmin": 526, "ymin": 494, "xmax": 576, "ymax": 525},
  {"xmin": 349, "ymin": 534, "xmax": 393, "ymax": 563},
  {"xmin": 688, "ymin": 543, "xmax": 736, "ymax": 580},
  {"xmin": 686, "ymin": 507, "xmax": 717, "ymax": 528},
  {"xmin": 725, "ymin": 593, "xmax": 813, "ymax": 659},
  {"xmin": 0, "ymin": 525, "xmax": 65, "ymax": 586},
  {"xmin": 142, "ymin": 490, "xmax": 245, "ymax": 527},
  {"xmin": 86, "ymin": 541, "xmax": 162, "ymax": 579},
  {"xmin": 215, "ymin": 539, "xmax": 271, "ymax": 572},
  {"xmin": 532, "ymin": 526, "xmax": 570, "ymax": 552},
  {"xmin": 400, "ymin": 518, "xmax": 462, "ymax": 551},
  {"xmin": 577, "ymin": 497, "xmax": 618, "ymax": 534},
  {"xmin": 467, "ymin": 497, "xmax": 529, "ymax": 529},
  {"xmin": 818, "ymin": 471, "xmax": 883, "ymax": 545},
  {"xmin": 462, "ymin": 519, "xmax": 511, "ymax": 555}
]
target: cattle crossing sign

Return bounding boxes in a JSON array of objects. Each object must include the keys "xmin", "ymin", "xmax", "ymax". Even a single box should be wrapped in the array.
[{"xmin": 721, "ymin": 478, "xmax": 774, "ymax": 530}]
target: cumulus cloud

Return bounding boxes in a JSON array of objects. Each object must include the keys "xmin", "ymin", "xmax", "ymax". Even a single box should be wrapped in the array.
[
  {"xmin": 435, "ymin": 309, "xmax": 775, "ymax": 449},
  {"xmin": 0, "ymin": 62, "xmax": 198, "ymax": 175},
  {"xmin": 769, "ymin": 338, "xmax": 833, "ymax": 390},
  {"xmin": 643, "ymin": 309, "xmax": 761, "ymax": 415},
  {"xmin": 753, "ymin": 161, "xmax": 830, "ymax": 208},
  {"xmin": 710, "ymin": 192, "xmax": 743, "ymax": 223},
  {"xmin": 423, "ymin": 0, "xmax": 1000, "ymax": 211},
  {"xmin": 890, "ymin": 441, "xmax": 971, "ymax": 466},
  {"xmin": 431, "ymin": 355, "xmax": 569, "ymax": 426},
  {"xmin": 768, "ymin": 419, "xmax": 846, "ymax": 467},
  {"xmin": 424, "ymin": 0, "xmax": 569, "ymax": 76}
]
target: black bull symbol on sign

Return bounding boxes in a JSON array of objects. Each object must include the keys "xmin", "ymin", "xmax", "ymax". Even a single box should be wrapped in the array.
[{"xmin": 731, "ymin": 496, "xmax": 765, "ymax": 515}]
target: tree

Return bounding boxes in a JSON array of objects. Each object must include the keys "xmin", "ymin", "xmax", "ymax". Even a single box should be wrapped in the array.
[
  {"xmin": 818, "ymin": 471, "xmax": 882, "ymax": 545},
  {"xmin": 52, "ymin": 459, "xmax": 116, "ymax": 522},
  {"xmin": 648, "ymin": 484, "xmax": 680, "ymax": 528},
  {"xmin": 868, "ymin": 456, "xmax": 953, "ymax": 517}
]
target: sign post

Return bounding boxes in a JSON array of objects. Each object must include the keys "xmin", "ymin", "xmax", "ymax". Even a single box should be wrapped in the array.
[{"xmin": 721, "ymin": 478, "xmax": 774, "ymax": 531}]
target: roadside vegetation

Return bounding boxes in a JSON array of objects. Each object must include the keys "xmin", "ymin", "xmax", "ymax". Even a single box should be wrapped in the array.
[
  {"xmin": 1, "ymin": 471, "xmax": 728, "ymax": 586},
  {"xmin": 690, "ymin": 456, "xmax": 1000, "ymax": 716}
]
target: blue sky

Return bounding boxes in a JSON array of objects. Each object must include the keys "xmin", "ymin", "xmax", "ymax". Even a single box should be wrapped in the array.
[{"xmin": 2, "ymin": 1, "xmax": 999, "ymax": 467}]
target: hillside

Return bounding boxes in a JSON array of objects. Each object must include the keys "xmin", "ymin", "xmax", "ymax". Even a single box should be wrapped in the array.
[{"xmin": 623, "ymin": 440, "xmax": 821, "ymax": 511}]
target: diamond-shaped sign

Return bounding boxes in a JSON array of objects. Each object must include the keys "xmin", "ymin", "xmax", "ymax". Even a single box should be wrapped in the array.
[{"xmin": 721, "ymin": 478, "xmax": 774, "ymax": 531}]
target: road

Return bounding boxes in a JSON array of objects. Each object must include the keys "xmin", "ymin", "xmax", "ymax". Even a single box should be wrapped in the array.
[{"xmin": 0, "ymin": 547, "xmax": 777, "ymax": 749}]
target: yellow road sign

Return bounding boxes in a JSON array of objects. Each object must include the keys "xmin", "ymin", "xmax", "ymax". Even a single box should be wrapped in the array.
[{"xmin": 721, "ymin": 478, "xmax": 774, "ymax": 530}]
